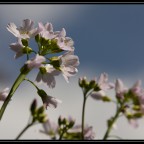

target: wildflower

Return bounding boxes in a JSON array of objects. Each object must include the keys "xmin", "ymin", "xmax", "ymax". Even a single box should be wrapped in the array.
[
  {"xmin": 97, "ymin": 73, "xmax": 114, "ymax": 91},
  {"xmin": 115, "ymin": 79, "xmax": 128, "ymax": 99},
  {"xmin": 131, "ymin": 80, "xmax": 142, "ymax": 96},
  {"xmin": 56, "ymin": 28, "xmax": 74, "ymax": 51},
  {"xmin": 36, "ymin": 64, "xmax": 61, "ymax": 88},
  {"xmin": 128, "ymin": 118, "xmax": 139, "ymax": 128},
  {"xmin": 0, "ymin": 88, "xmax": 9, "ymax": 101},
  {"xmin": 90, "ymin": 91, "xmax": 106, "ymax": 100},
  {"xmin": 26, "ymin": 54, "xmax": 46, "ymax": 69},
  {"xmin": 41, "ymin": 119, "xmax": 58, "ymax": 136},
  {"xmin": 58, "ymin": 51, "xmax": 80, "ymax": 83},
  {"xmin": 38, "ymin": 22, "xmax": 55, "ymax": 40},
  {"xmin": 7, "ymin": 19, "xmax": 42, "ymax": 39},
  {"xmin": 42, "ymin": 95, "xmax": 62, "ymax": 109},
  {"xmin": 37, "ymin": 89, "xmax": 62, "ymax": 109},
  {"xmin": 9, "ymin": 38, "xmax": 24, "ymax": 59},
  {"xmin": 68, "ymin": 124, "xmax": 95, "ymax": 140},
  {"xmin": 9, "ymin": 38, "xmax": 32, "ymax": 59},
  {"xmin": 36, "ymin": 52, "xmax": 79, "ymax": 88}
]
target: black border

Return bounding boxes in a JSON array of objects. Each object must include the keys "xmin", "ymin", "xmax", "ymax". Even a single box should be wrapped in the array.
[{"xmin": 1, "ymin": 1, "xmax": 144, "ymax": 142}]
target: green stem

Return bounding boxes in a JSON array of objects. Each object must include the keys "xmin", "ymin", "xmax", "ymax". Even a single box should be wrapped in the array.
[
  {"xmin": 24, "ymin": 78, "xmax": 39, "ymax": 91},
  {"xmin": 103, "ymin": 106, "xmax": 121, "ymax": 140},
  {"xmin": 81, "ymin": 92, "xmax": 87, "ymax": 140},
  {"xmin": 0, "ymin": 68, "xmax": 30, "ymax": 121},
  {"xmin": 16, "ymin": 122, "xmax": 33, "ymax": 140},
  {"xmin": 59, "ymin": 127, "xmax": 66, "ymax": 140}
]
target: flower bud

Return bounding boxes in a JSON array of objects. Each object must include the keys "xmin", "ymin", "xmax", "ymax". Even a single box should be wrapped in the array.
[
  {"xmin": 30, "ymin": 99, "xmax": 37, "ymax": 115},
  {"xmin": 89, "ymin": 80, "xmax": 96, "ymax": 89},
  {"xmin": 21, "ymin": 39, "xmax": 28, "ymax": 47}
]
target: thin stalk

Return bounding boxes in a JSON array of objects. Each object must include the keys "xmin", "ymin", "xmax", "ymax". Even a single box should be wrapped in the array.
[
  {"xmin": 103, "ymin": 107, "xmax": 121, "ymax": 140},
  {"xmin": 0, "ymin": 71, "xmax": 30, "ymax": 120},
  {"xmin": 16, "ymin": 122, "xmax": 34, "ymax": 140},
  {"xmin": 81, "ymin": 91, "xmax": 87, "ymax": 140}
]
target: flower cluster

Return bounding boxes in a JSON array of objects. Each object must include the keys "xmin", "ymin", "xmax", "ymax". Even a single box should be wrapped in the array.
[
  {"xmin": 115, "ymin": 79, "xmax": 144, "ymax": 128},
  {"xmin": 1, "ymin": 18, "xmax": 144, "ymax": 140},
  {"xmin": 6, "ymin": 19, "xmax": 79, "ymax": 109}
]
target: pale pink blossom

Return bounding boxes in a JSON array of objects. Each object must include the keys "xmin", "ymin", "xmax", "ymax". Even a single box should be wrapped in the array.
[
  {"xmin": 59, "ymin": 51, "xmax": 80, "ymax": 83},
  {"xmin": 0, "ymin": 88, "xmax": 9, "ymax": 101},
  {"xmin": 41, "ymin": 94, "xmax": 62, "ymax": 109},
  {"xmin": 36, "ymin": 64, "xmax": 61, "ymax": 88},
  {"xmin": 41, "ymin": 119, "xmax": 58, "ymax": 135},
  {"xmin": 90, "ymin": 91, "xmax": 106, "ymax": 100},
  {"xmin": 54, "ymin": 28, "xmax": 74, "ymax": 51},
  {"xmin": 115, "ymin": 79, "xmax": 128, "ymax": 99},
  {"xmin": 97, "ymin": 73, "xmax": 114, "ymax": 91},
  {"xmin": 9, "ymin": 38, "xmax": 24, "ymax": 59},
  {"xmin": 128, "ymin": 119, "xmax": 139, "ymax": 128},
  {"xmin": 68, "ymin": 124, "xmax": 95, "ymax": 140},
  {"xmin": 131, "ymin": 80, "xmax": 142, "ymax": 96},
  {"xmin": 26, "ymin": 54, "xmax": 46, "ymax": 69},
  {"xmin": 38, "ymin": 22, "xmax": 55, "ymax": 39},
  {"xmin": 7, "ymin": 19, "xmax": 42, "ymax": 39}
]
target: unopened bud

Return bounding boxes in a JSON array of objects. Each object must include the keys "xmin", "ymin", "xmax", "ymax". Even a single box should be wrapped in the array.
[{"xmin": 30, "ymin": 99, "xmax": 37, "ymax": 115}]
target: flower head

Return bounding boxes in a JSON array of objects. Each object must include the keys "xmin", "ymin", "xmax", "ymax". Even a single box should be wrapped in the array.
[
  {"xmin": 36, "ymin": 64, "xmax": 61, "ymax": 88},
  {"xmin": 26, "ymin": 54, "xmax": 46, "ymax": 69},
  {"xmin": 38, "ymin": 22, "xmax": 55, "ymax": 40},
  {"xmin": 68, "ymin": 124, "xmax": 95, "ymax": 140},
  {"xmin": 59, "ymin": 51, "xmax": 80, "ymax": 83},
  {"xmin": 115, "ymin": 79, "xmax": 128, "ymax": 99},
  {"xmin": 37, "ymin": 89, "xmax": 62, "ymax": 109},
  {"xmin": 9, "ymin": 38, "xmax": 24, "ymax": 59},
  {"xmin": 7, "ymin": 19, "xmax": 42, "ymax": 39},
  {"xmin": 97, "ymin": 73, "xmax": 114, "ymax": 91},
  {"xmin": 41, "ymin": 119, "xmax": 58, "ymax": 136}
]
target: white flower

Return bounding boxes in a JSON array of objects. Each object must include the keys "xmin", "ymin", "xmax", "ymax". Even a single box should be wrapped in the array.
[
  {"xmin": 115, "ymin": 79, "xmax": 128, "ymax": 99},
  {"xmin": 41, "ymin": 95, "xmax": 62, "ymax": 109},
  {"xmin": 41, "ymin": 119, "xmax": 58, "ymax": 135},
  {"xmin": 38, "ymin": 22, "xmax": 55, "ymax": 40},
  {"xmin": 36, "ymin": 64, "xmax": 61, "ymax": 88},
  {"xmin": 59, "ymin": 51, "xmax": 80, "ymax": 83},
  {"xmin": 90, "ymin": 90, "xmax": 106, "ymax": 100},
  {"xmin": 97, "ymin": 73, "xmax": 114, "ymax": 91},
  {"xmin": 26, "ymin": 54, "xmax": 46, "ymax": 69},
  {"xmin": 7, "ymin": 19, "xmax": 42, "ymax": 39},
  {"xmin": 9, "ymin": 38, "xmax": 24, "ymax": 59},
  {"xmin": 128, "ymin": 119, "xmax": 139, "ymax": 128},
  {"xmin": 68, "ymin": 124, "xmax": 95, "ymax": 140},
  {"xmin": 0, "ymin": 88, "xmax": 9, "ymax": 101},
  {"xmin": 54, "ymin": 28, "xmax": 74, "ymax": 51},
  {"xmin": 131, "ymin": 80, "xmax": 143, "ymax": 96}
]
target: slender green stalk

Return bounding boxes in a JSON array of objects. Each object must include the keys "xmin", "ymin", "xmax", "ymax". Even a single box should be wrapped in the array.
[
  {"xmin": 0, "ymin": 69, "xmax": 30, "ymax": 120},
  {"xmin": 16, "ymin": 122, "xmax": 33, "ymax": 140},
  {"xmin": 24, "ymin": 78, "xmax": 39, "ymax": 91},
  {"xmin": 103, "ymin": 107, "xmax": 121, "ymax": 140},
  {"xmin": 81, "ymin": 92, "xmax": 87, "ymax": 140},
  {"xmin": 59, "ymin": 127, "xmax": 66, "ymax": 140}
]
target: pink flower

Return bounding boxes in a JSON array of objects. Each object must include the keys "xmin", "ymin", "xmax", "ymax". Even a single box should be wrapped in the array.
[
  {"xmin": 68, "ymin": 124, "xmax": 95, "ymax": 140},
  {"xmin": 36, "ymin": 64, "xmax": 61, "ymax": 88},
  {"xmin": 7, "ymin": 19, "xmax": 42, "ymax": 39},
  {"xmin": 0, "ymin": 88, "xmax": 9, "ymax": 101},
  {"xmin": 26, "ymin": 54, "xmax": 46, "ymax": 69},
  {"xmin": 90, "ymin": 91, "xmax": 106, "ymax": 100},
  {"xmin": 41, "ymin": 95, "xmax": 62, "ymax": 109},
  {"xmin": 59, "ymin": 51, "xmax": 80, "ymax": 83},
  {"xmin": 41, "ymin": 119, "xmax": 58, "ymax": 135},
  {"xmin": 97, "ymin": 73, "xmax": 114, "ymax": 91},
  {"xmin": 115, "ymin": 79, "xmax": 128, "ymax": 99},
  {"xmin": 9, "ymin": 38, "xmax": 24, "ymax": 59}
]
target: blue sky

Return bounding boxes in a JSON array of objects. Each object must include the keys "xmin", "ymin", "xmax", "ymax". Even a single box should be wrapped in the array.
[{"xmin": 1, "ymin": 4, "xmax": 144, "ymax": 139}]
